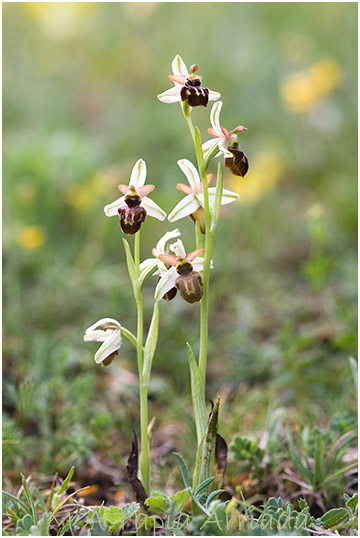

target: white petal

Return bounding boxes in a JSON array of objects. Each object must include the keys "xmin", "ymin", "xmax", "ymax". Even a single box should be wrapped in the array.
[
  {"xmin": 172, "ymin": 55, "xmax": 189, "ymax": 77},
  {"xmin": 155, "ymin": 228, "xmax": 181, "ymax": 254},
  {"xmin": 218, "ymin": 138, "xmax": 233, "ymax": 158},
  {"xmin": 177, "ymin": 159, "xmax": 201, "ymax": 191},
  {"xmin": 154, "ymin": 266, "xmax": 178, "ymax": 301},
  {"xmin": 202, "ymin": 138, "xmax": 220, "ymax": 162},
  {"xmin": 192, "ymin": 256, "xmax": 214, "ymax": 272},
  {"xmin": 207, "ymin": 187, "xmax": 240, "ymax": 205},
  {"xmin": 139, "ymin": 258, "xmax": 159, "ymax": 284},
  {"xmin": 104, "ymin": 196, "xmax": 126, "ymax": 217},
  {"xmin": 157, "ymin": 85, "xmax": 182, "ymax": 103},
  {"xmin": 210, "ymin": 101, "xmax": 223, "ymax": 132},
  {"xmin": 170, "ymin": 239, "xmax": 186, "ymax": 258},
  {"xmin": 84, "ymin": 318, "xmax": 121, "ymax": 343},
  {"xmin": 130, "ymin": 158, "xmax": 147, "ymax": 188},
  {"xmin": 94, "ymin": 329, "xmax": 122, "ymax": 364},
  {"xmin": 141, "ymin": 197, "xmax": 167, "ymax": 221},
  {"xmin": 208, "ymin": 89, "xmax": 221, "ymax": 102},
  {"xmin": 168, "ymin": 194, "xmax": 199, "ymax": 222}
]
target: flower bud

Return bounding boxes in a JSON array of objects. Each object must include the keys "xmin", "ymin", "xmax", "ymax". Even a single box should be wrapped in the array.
[
  {"xmin": 189, "ymin": 206, "xmax": 206, "ymax": 234},
  {"xmin": 224, "ymin": 137, "xmax": 249, "ymax": 177},
  {"xmin": 118, "ymin": 190, "xmax": 147, "ymax": 235},
  {"xmin": 175, "ymin": 260, "xmax": 203, "ymax": 304}
]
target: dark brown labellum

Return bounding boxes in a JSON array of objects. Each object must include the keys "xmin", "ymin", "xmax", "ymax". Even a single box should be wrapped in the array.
[
  {"xmin": 175, "ymin": 270, "xmax": 203, "ymax": 304},
  {"xmin": 224, "ymin": 147, "xmax": 249, "ymax": 177},
  {"xmin": 156, "ymin": 275, "xmax": 177, "ymax": 301},
  {"xmin": 180, "ymin": 85, "xmax": 209, "ymax": 107},
  {"xmin": 101, "ymin": 350, "xmax": 118, "ymax": 367},
  {"xmin": 118, "ymin": 205, "xmax": 146, "ymax": 235}
]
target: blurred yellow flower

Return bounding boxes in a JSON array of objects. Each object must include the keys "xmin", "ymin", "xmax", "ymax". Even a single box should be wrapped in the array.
[
  {"xmin": 66, "ymin": 170, "xmax": 118, "ymax": 211},
  {"xmin": 16, "ymin": 226, "xmax": 46, "ymax": 251},
  {"xmin": 281, "ymin": 59, "xmax": 342, "ymax": 113},
  {"xmin": 228, "ymin": 151, "xmax": 283, "ymax": 203},
  {"xmin": 23, "ymin": 3, "xmax": 97, "ymax": 40}
]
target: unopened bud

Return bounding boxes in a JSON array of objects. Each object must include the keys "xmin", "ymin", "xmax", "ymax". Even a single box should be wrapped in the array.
[{"xmin": 189, "ymin": 206, "xmax": 206, "ymax": 234}]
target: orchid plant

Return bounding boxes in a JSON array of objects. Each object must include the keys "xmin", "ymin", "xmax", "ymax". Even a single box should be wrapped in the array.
[{"xmin": 84, "ymin": 54, "xmax": 248, "ymax": 502}]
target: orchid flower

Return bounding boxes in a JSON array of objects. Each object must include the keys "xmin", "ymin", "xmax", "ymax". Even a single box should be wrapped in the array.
[
  {"xmin": 154, "ymin": 239, "xmax": 210, "ymax": 303},
  {"xmin": 167, "ymin": 159, "xmax": 240, "ymax": 229},
  {"xmin": 139, "ymin": 228, "xmax": 181, "ymax": 284},
  {"xmin": 104, "ymin": 159, "xmax": 166, "ymax": 234},
  {"xmin": 84, "ymin": 318, "xmax": 122, "ymax": 366},
  {"xmin": 157, "ymin": 55, "xmax": 220, "ymax": 108},
  {"xmin": 202, "ymin": 101, "xmax": 249, "ymax": 176}
]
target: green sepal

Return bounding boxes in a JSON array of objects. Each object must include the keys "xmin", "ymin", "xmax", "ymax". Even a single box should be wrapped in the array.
[
  {"xmin": 123, "ymin": 238, "xmax": 141, "ymax": 300},
  {"xmin": 187, "ymin": 342, "xmax": 207, "ymax": 445},
  {"xmin": 142, "ymin": 302, "xmax": 159, "ymax": 385},
  {"xmin": 210, "ymin": 163, "xmax": 223, "ymax": 234}
]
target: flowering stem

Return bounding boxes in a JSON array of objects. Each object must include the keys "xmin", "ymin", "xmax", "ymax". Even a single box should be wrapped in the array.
[
  {"xmin": 133, "ymin": 230, "xmax": 150, "ymax": 494},
  {"xmin": 183, "ymin": 113, "xmax": 214, "ymax": 396},
  {"xmin": 195, "ymin": 220, "xmax": 203, "ymax": 250}
]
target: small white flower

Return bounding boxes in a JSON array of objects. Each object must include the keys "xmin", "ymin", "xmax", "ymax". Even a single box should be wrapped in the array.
[
  {"xmin": 154, "ymin": 239, "xmax": 210, "ymax": 301},
  {"xmin": 104, "ymin": 159, "xmax": 166, "ymax": 222},
  {"xmin": 202, "ymin": 101, "xmax": 247, "ymax": 161},
  {"xmin": 157, "ymin": 55, "xmax": 220, "ymax": 107},
  {"xmin": 139, "ymin": 228, "xmax": 181, "ymax": 283},
  {"xmin": 84, "ymin": 318, "xmax": 122, "ymax": 365},
  {"xmin": 167, "ymin": 158, "xmax": 239, "ymax": 223}
]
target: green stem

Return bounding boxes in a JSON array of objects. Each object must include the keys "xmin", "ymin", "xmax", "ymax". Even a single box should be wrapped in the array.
[
  {"xmin": 134, "ymin": 230, "xmax": 150, "ymax": 494},
  {"xmin": 195, "ymin": 220, "xmax": 203, "ymax": 250}
]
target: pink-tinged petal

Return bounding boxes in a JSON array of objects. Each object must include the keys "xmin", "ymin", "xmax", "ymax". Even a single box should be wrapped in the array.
[
  {"xmin": 208, "ymin": 127, "xmax": 222, "ymax": 138},
  {"xmin": 141, "ymin": 197, "xmax": 167, "ymax": 221},
  {"xmin": 210, "ymin": 100, "xmax": 223, "ymax": 131},
  {"xmin": 176, "ymin": 183, "xmax": 193, "ymax": 195},
  {"xmin": 186, "ymin": 248, "xmax": 205, "ymax": 262},
  {"xmin": 104, "ymin": 196, "xmax": 126, "ymax": 217},
  {"xmin": 172, "ymin": 55, "xmax": 189, "ymax": 77},
  {"xmin": 168, "ymin": 74, "xmax": 186, "ymax": 85},
  {"xmin": 207, "ymin": 174, "xmax": 214, "ymax": 186},
  {"xmin": 118, "ymin": 184, "xmax": 131, "ymax": 194},
  {"xmin": 157, "ymin": 85, "xmax": 182, "ymax": 103},
  {"xmin": 168, "ymin": 194, "xmax": 199, "ymax": 222},
  {"xmin": 137, "ymin": 184, "xmax": 155, "ymax": 198},
  {"xmin": 177, "ymin": 159, "xmax": 201, "ymax": 190},
  {"xmin": 154, "ymin": 267, "xmax": 178, "ymax": 301},
  {"xmin": 130, "ymin": 158, "xmax": 147, "ymax": 188},
  {"xmin": 158, "ymin": 254, "xmax": 178, "ymax": 266},
  {"xmin": 221, "ymin": 127, "xmax": 230, "ymax": 141},
  {"xmin": 237, "ymin": 125, "xmax": 248, "ymax": 132}
]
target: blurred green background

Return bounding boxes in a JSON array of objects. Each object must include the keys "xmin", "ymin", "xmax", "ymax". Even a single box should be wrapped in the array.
[{"xmin": 3, "ymin": 1, "xmax": 357, "ymax": 502}]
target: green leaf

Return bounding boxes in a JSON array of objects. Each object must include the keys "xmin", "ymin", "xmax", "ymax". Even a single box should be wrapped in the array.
[
  {"xmin": 142, "ymin": 302, "xmax": 159, "ymax": 384},
  {"xmin": 29, "ymin": 513, "xmax": 51, "ymax": 536},
  {"xmin": 58, "ymin": 466, "xmax": 75, "ymax": 495},
  {"xmin": 193, "ymin": 397, "xmax": 220, "ymax": 491},
  {"xmin": 194, "ymin": 477, "xmax": 215, "ymax": 498},
  {"xmin": 2, "ymin": 490, "xmax": 31, "ymax": 514},
  {"xmin": 349, "ymin": 356, "xmax": 358, "ymax": 395},
  {"xmin": 173, "ymin": 452, "xmax": 190, "ymax": 489},
  {"xmin": 145, "ymin": 492, "xmax": 170, "ymax": 514},
  {"xmin": 205, "ymin": 489, "xmax": 225, "ymax": 510},
  {"xmin": 169, "ymin": 489, "xmax": 191, "ymax": 512},
  {"xmin": 346, "ymin": 492, "xmax": 358, "ymax": 511},
  {"xmin": 16, "ymin": 513, "xmax": 33, "ymax": 535},
  {"xmin": 100, "ymin": 503, "xmax": 140, "ymax": 532},
  {"xmin": 20, "ymin": 474, "xmax": 38, "ymax": 525},
  {"xmin": 123, "ymin": 238, "xmax": 140, "ymax": 300},
  {"xmin": 210, "ymin": 163, "xmax": 223, "ymax": 234},
  {"xmin": 321, "ymin": 507, "xmax": 348, "ymax": 528},
  {"xmin": 186, "ymin": 342, "xmax": 207, "ymax": 445}
]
